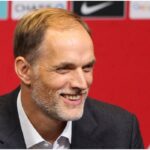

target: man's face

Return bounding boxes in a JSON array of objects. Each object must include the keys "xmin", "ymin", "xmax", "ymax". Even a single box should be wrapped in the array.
[{"xmin": 30, "ymin": 26, "xmax": 95, "ymax": 121}]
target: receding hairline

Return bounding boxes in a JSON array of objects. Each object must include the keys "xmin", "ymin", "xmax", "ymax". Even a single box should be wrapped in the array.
[
  {"xmin": 14, "ymin": 8, "xmax": 91, "ymax": 64},
  {"xmin": 18, "ymin": 8, "xmax": 90, "ymax": 33}
]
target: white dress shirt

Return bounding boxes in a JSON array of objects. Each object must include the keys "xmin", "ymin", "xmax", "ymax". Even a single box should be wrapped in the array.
[{"xmin": 17, "ymin": 91, "xmax": 72, "ymax": 149}]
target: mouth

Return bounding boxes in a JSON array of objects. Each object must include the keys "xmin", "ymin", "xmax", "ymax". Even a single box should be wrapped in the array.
[
  {"xmin": 60, "ymin": 93, "xmax": 85, "ymax": 106},
  {"xmin": 60, "ymin": 93, "xmax": 81, "ymax": 100}
]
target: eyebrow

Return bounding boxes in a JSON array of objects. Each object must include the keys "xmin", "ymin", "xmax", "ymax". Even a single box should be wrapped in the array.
[
  {"xmin": 83, "ymin": 60, "xmax": 96, "ymax": 68},
  {"xmin": 53, "ymin": 59, "xmax": 96, "ymax": 69}
]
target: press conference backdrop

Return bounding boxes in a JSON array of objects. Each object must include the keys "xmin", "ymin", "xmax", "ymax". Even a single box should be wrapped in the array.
[{"xmin": 0, "ymin": 1, "xmax": 149, "ymax": 148}]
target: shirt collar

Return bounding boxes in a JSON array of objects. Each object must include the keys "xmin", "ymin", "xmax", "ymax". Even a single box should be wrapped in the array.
[{"xmin": 17, "ymin": 90, "xmax": 72, "ymax": 148}]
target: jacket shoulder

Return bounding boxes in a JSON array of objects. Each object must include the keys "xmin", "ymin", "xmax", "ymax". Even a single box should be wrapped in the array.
[
  {"xmin": 83, "ymin": 97, "xmax": 144, "ymax": 148},
  {"xmin": 0, "ymin": 87, "xmax": 19, "ymax": 110},
  {"xmin": 0, "ymin": 87, "xmax": 26, "ymax": 148}
]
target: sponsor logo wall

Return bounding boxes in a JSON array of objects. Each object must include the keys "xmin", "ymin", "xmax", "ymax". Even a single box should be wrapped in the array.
[
  {"xmin": 0, "ymin": 1, "xmax": 149, "ymax": 148},
  {"xmin": 130, "ymin": 1, "xmax": 150, "ymax": 19}
]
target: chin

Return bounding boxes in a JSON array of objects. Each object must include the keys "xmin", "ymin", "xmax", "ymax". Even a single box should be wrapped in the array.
[{"xmin": 54, "ymin": 108, "xmax": 84, "ymax": 121}]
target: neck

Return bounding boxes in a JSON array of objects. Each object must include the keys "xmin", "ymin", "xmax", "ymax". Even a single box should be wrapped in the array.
[{"xmin": 20, "ymin": 85, "xmax": 66, "ymax": 143}]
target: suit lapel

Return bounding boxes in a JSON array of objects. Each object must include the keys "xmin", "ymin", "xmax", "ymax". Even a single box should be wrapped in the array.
[{"xmin": 71, "ymin": 99, "xmax": 104, "ymax": 149}]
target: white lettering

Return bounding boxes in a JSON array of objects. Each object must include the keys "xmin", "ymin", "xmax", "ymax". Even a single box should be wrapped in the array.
[{"xmin": 12, "ymin": 1, "xmax": 67, "ymax": 20}]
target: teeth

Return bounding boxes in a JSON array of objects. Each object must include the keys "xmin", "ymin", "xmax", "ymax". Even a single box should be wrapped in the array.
[{"xmin": 63, "ymin": 94, "xmax": 81, "ymax": 100}]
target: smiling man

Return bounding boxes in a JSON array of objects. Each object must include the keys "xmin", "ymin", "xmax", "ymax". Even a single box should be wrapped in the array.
[{"xmin": 0, "ymin": 8, "xmax": 144, "ymax": 149}]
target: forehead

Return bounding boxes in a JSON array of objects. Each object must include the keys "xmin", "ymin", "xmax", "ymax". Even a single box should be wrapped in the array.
[{"xmin": 38, "ymin": 26, "xmax": 95, "ymax": 66}]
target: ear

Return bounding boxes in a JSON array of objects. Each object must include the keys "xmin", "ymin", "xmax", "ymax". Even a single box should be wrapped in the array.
[{"xmin": 15, "ymin": 56, "xmax": 32, "ymax": 85}]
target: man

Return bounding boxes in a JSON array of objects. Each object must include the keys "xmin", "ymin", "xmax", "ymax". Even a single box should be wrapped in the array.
[{"xmin": 0, "ymin": 8, "xmax": 144, "ymax": 149}]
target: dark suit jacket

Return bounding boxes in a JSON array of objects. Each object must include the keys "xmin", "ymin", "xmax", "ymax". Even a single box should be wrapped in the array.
[{"xmin": 0, "ymin": 87, "xmax": 144, "ymax": 149}]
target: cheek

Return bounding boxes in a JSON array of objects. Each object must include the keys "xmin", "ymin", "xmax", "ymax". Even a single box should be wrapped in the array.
[
  {"xmin": 86, "ymin": 73, "xmax": 93, "ymax": 87},
  {"xmin": 42, "ymin": 74, "xmax": 69, "ymax": 90}
]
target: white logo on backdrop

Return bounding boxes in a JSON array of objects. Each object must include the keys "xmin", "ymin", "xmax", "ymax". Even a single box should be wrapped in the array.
[
  {"xmin": 81, "ymin": 1, "xmax": 113, "ymax": 15},
  {"xmin": 12, "ymin": 1, "xmax": 67, "ymax": 20}
]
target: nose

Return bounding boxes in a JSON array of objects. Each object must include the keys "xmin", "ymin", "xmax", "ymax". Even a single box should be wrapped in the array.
[{"xmin": 70, "ymin": 69, "xmax": 88, "ymax": 90}]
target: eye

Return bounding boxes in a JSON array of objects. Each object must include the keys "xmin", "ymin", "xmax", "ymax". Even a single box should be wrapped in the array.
[
  {"xmin": 56, "ymin": 68, "xmax": 70, "ymax": 74},
  {"xmin": 83, "ymin": 65, "xmax": 93, "ymax": 72},
  {"xmin": 55, "ymin": 63, "xmax": 76, "ymax": 74}
]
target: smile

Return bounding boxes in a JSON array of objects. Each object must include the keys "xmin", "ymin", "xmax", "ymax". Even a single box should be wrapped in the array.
[
  {"xmin": 60, "ymin": 94, "xmax": 81, "ymax": 101},
  {"xmin": 60, "ymin": 93, "xmax": 84, "ymax": 106}
]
